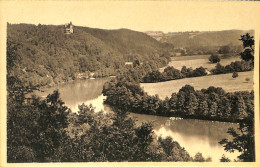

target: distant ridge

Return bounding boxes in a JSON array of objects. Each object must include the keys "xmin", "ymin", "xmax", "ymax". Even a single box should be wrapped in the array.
[{"xmin": 145, "ymin": 29, "xmax": 254, "ymax": 48}]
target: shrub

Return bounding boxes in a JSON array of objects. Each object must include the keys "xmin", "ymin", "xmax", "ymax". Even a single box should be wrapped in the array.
[
  {"xmin": 232, "ymin": 72, "xmax": 238, "ymax": 78},
  {"xmin": 209, "ymin": 54, "xmax": 220, "ymax": 63},
  {"xmin": 211, "ymin": 63, "xmax": 225, "ymax": 74}
]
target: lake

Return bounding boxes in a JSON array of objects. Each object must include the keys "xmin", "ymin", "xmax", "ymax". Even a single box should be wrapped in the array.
[{"xmin": 34, "ymin": 77, "xmax": 240, "ymax": 162}]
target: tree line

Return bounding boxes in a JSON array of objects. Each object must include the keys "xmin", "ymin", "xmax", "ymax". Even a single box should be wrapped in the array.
[
  {"xmin": 143, "ymin": 66, "xmax": 208, "ymax": 83},
  {"xmin": 211, "ymin": 60, "xmax": 253, "ymax": 75},
  {"xmin": 103, "ymin": 78, "xmax": 254, "ymax": 123}
]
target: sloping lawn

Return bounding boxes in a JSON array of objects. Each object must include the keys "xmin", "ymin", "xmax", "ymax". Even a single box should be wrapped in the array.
[{"xmin": 141, "ymin": 71, "xmax": 254, "ymax": 99}]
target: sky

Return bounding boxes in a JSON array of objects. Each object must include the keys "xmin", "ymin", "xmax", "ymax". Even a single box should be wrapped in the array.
[{"xmin": 0, "ymin": 1, "xmax": 259, "ymax": 33}]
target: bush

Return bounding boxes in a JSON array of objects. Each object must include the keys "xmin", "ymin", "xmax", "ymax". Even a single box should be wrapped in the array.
[
  {"xmin": 232, "ymin": 72, "xmax": 238, "ymax": 78},
  {"xmin": 192, "ymin": 67, "xmax": 207, "ymax": 77},
  {"xmin": 209, "ymin": 54, "xmax": 220, "ymax": 63},
  {"xmin": 211, "ymin": 63, "xmax": 225, "ymax": 74}
]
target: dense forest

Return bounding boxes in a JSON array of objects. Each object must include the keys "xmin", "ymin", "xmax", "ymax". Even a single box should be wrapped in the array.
[
  {"xmin": 7, "ymin": 23, "xmax": 255, "ymax": 162},
  {"xmin": 7, "ymin": 23, "xmax": 172, "ymax": 88}
]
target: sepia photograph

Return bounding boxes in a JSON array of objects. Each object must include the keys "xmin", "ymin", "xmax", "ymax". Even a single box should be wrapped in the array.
[{"xmin": 0, "ymin": 1, "xmax": 259, "ymax": 167}]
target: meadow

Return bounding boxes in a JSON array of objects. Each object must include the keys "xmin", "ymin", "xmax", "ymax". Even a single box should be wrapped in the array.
[
  {"xmin": 141, "ymin": 71, "xmax": 254, "ymax": 99},
  {"xmin": 159, "ymin": 54, "xmax": 241, "ymax": 72}
]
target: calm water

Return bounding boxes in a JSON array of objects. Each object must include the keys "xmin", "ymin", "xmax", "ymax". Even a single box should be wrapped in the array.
[{"xmin": 34, "ymin": 77, "xmax": 240, "ymax": 162}]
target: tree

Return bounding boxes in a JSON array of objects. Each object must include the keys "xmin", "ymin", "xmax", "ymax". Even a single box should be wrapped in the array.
[
  {"xmin": 7, "ymin": 89, "xmax": 70, "ymax": 162},
  {"xmin": 209, "ymin": 54, "xmax": 220, "ymax": 63},
  {"xmin": 205, "ymin": 157, "xmax": 212, "ymax": 162},
  {"xmin": 219, "ymin": 116, "xmax": 255, "ymax": 162},
  {"xmin": 220, "ymin": 154, "xmax": 231, "ymax": 162},
  {"xmin": 194, "ymin": 152, "xmax": 205, "ymax": 162},
  {"xmin": 181, "ymin": 66, "xmax": 188, "ymax": 77},
  {"xmin": 232, "ymin": 72, "xmax": 238, "ymax": 79},
  {"xmin": 7, "ymin": 39, "xmax": 20, "ymax": 73},
  {"xmin": 158, "ymin": 136, "xmax": 192, "ymax": 161},
  {"xmin": 211, "ymin": 63, "xmax": 225, "ymax": 74},
  {"xmin": 192, "ymin": 67, "xmax": 207, "ymax": 77},
  {"xmin": 163, "ymin": 66, "xmax": 182, "ymax": 80},
  {"xmin": 219, "ymin": 45, "xmax": 231, "ymax": 54},
  {"xmin": 239, "ymin": 33, "xmax": 254, "ymax": 62},
  {"xmin": 197, "ymin": 99, "xmax": 209, "ymax": 118},
  {"xmin": 232, "ymin": 95, "xmax": 248, "ymax": 120},
  {"xmin": 143, "ymin": 70, "xmax": 163, "ymax": 83}
]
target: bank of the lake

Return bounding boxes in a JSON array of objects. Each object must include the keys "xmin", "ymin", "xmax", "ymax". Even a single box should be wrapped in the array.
[
  {"xmin": 33, "ymin": 77, "xmax": 112, "ymax": 112},
  {"xmin": 35, "ymin": 77, "xmax": 240, "ymax": 162}
]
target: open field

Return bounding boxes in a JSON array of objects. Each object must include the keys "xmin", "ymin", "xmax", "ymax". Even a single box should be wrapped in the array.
[
  {"xmin": 141, "ymin": 71, "xmax": 254, "ymax": 99},
  {"xmin": 159, "ymin": 54, "xmax": 241, "ymax": 72}
]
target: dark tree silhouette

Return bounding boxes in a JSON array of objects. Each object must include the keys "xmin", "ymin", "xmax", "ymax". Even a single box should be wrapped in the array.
[
  {"xmin": 219, "ymin": 116, "xmax": 255, "ymax": 162},
  {"xmin": 239, "ymin": 33, "xmax": 254, "ymax": 62},
  {"xmin": 209, "ymin": 54, "xmax": 220, "ymax": 63},
  {"xmin": 220, "ymin": 154, "xmax": 231, "ymax": 162},
  {"xmin": 232, "ymin": 72, "xmax": 238, "ymax": 79}
]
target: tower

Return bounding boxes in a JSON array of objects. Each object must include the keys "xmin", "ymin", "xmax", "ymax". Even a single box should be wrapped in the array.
[{"xmin": 64, "ymin": 22, "xmax": 73, "ymax": 34}]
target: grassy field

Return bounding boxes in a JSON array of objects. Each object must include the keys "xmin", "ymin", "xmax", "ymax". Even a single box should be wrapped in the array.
[
  {"xmin": 141, "ymin": 71, "xmax": 254, "ymax": 99},
  {"xmin": 159, "ymin": 54, "xmax": 241, "ymax": 72}
]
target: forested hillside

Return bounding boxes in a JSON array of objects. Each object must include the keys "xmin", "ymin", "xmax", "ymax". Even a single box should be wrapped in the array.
[
  {"xmin": 7, "ymin": 23, "xmax": 172, "ymax": 87},
  {"xmin": 146, "ymin": 30, "xmax": 254, "ymax": 48}
]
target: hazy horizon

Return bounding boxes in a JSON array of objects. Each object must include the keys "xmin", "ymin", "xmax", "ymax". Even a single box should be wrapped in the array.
[
  {"xmin": 1, "ymin": 1, "xmax": 259, "ymax": 33},
  {"xmin": 6, "ymin": 22, "xmax": 254, "ymax": 34}
]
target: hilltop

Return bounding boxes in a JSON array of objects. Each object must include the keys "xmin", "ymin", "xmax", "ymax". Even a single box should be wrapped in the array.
[
  {"xmin": 7, "ymin": 23, "xmax": 172, "ymax": 87},
  {"xmin": 145, "ymin": 30, "xmax": 254, "ymax": 48}
]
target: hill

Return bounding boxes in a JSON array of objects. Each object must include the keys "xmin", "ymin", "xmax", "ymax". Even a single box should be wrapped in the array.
[
  {"xmin": 7, "ymin": 23, "xmax": 172, "ymax": 87},
  {"xmin": 145, "ymin": 30, "xmax": 254, "ymax": 48}
]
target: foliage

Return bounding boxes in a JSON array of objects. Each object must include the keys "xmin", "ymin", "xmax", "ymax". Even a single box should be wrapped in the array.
[
  {"xmin": 7, "ymin": 87, "xmax": 70, "ymax": 162},
  {"xmin": 210, "ymin": 33, "xmax": 254, "ymax": 75},
  {"xmin": 220, "ymin": 154, "xmax": 231, "ymax": 162},
  {"xmin": 7, "ymin": 23, "xmax": 170, "ymax": 88},
  {"xmin": 194, "ymin": 152, "xmax": 205, "ymax": 162},
  {"xmin": 209, "ymin": 54, "xmax": 220, "ymax": 63},
  {"xmin": 232, "ymin": 72, "xmax": 238, "ymax": 79},
  {"xmin": 219, "ymin": 116, "xmax": 255, "ymax": 162},
  {"xmin": 219, "ymin": 45, "xmax": 231, "ymax": 54},
  {"xmin": 7, "ymin": 72, "xmax": 193, "ymax": 162},
  {"xmin": 211, "ymin": 60, "xmax": 253, "ymax": 75},
  {"xmin": 7, "ymin": 88, "xmax": 193, "ymax": 162},
  {"xmin": 158, "ymin": 137, "xmax": 192, "ymax": 161},
  {"xmin": 143, "ymin": 66, "xmax": 207, "ymax": 83},
  {"xmin": 239, "ymin": 33, "xmax": 254, "ymax": 62},
  {"xmin": 104, "ymin": 71, "xmax": 254, "ymax": 122}
]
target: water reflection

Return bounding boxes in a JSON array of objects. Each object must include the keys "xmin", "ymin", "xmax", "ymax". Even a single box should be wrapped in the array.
[
  {"xmin": 34, "ymin": 78, "xmax": 111, "ymax": 112},
  {"xmin": 35, "ymin": 77, "xmax": 240, "ymax": 162},
  {"xmin": 129, "ymin": 112, "xmax": 239, "ymax": 162}
]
